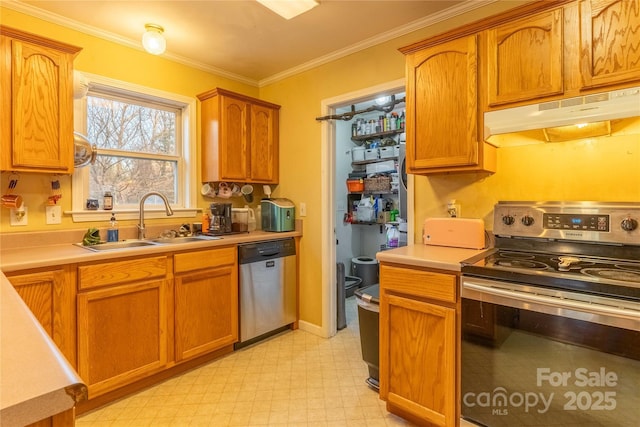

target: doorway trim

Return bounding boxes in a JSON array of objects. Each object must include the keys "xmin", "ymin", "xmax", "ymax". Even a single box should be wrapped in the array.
[{"xmin": 319, "ymin": 78, "xmax": 407, "ymax": 338}]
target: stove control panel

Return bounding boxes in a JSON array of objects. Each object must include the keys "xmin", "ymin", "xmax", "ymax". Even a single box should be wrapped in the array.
[
  {"xmin": 542, "ymin": 213, "xmax": 609, "ymax": 232},
  {"xmin": 493, "ymin": 202, "xmax": 640, "ymax": 245}
]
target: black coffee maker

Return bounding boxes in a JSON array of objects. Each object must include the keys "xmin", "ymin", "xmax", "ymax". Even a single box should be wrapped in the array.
[{"xmin": 210, "ymin": 203, "xmax": 232, "ymax": 234}]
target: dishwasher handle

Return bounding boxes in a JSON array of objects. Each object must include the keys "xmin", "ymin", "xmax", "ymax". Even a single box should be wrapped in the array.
[{"xmin": 238, "ymin": 238, "xmax": 296, "ymax": 264}]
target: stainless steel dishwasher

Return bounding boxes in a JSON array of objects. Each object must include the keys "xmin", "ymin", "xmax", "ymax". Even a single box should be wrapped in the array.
[{"xmin": 236, "ymin": 238, "xmax": 296, "ymax": 348}]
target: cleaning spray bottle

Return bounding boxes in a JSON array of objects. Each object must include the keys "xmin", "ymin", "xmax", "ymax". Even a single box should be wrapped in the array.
[{"xmin": 385, "ymin": 223, "xmax": 399, "ymax": 248}]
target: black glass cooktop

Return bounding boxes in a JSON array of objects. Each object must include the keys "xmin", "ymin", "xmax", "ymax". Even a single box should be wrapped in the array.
[{"xmin": 462, "ymin": 248, "xmax": 640, "ymax": 301}]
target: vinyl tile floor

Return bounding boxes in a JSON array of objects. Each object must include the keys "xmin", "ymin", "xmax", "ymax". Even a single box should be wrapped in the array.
[{"xmin": 76, "ymin": 296, "xmax": 414, "ymax": 427}]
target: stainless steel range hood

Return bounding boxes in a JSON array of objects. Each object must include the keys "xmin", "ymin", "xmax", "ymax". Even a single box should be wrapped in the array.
[{"xmin": 484, "ymin": 86, "xmax": 640, "ymax": 145}]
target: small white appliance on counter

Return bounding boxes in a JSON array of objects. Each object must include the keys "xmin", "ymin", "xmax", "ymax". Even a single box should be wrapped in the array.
[{"xmin": 423, "ymin": 217, "xmax": 486, "ymax": 249}]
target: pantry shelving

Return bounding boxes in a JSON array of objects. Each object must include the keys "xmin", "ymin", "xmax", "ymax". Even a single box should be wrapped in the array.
[{"xmin": 351, "ymin": 128, "xmax": 405, "ymax": 144}]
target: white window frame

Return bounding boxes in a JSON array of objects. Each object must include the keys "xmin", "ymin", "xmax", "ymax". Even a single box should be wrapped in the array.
[{"xmin": 70, "ymin": 73, "xmax": 198, "ymax": 222}]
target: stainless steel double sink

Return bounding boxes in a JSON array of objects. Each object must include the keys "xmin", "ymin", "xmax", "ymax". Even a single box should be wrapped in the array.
[{"xmin": 75, "ymin": 235, "xmax": 221, "ymax": 252}]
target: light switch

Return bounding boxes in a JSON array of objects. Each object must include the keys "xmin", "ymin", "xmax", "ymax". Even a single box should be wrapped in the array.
[
  {"xmin": 299, "ymin": 202, "xmax": 307, "ymax": 217},
  {"xmin": 46, "ymin": 205, "xmax": 62, "ymax": 224}
]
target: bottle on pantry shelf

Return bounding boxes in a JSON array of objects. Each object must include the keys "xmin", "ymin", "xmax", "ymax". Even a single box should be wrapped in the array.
[
  {"xmin": 107, "ymin": 214, "xmax": 119, "ymax": 242},
  {"xmin": 103, "ymin": 191, "xmax": 113, "ymax": 210},
  {"xmin": 390, "ymin": 112, "xmax": 397, "ymax": 130},
  {"xmin": 386, "ymin": 224, "xmax": 399, "ymax": 248},
  {"xmin": 400, "ymin": 111, "xmax": 405, "ymax": 129}
]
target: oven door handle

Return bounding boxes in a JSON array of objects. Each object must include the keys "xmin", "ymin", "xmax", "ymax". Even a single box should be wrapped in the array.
[{"xmin": 462, "ymin": 281, "xmax": 640, "ymax": 321}]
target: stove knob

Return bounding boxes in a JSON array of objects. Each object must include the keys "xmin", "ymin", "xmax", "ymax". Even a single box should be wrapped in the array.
[
  {"xmin": 521, "ymin": 215, "xmax": 535, "ymax": 226},
  {"xmin": 502, "ymin": 215, "xmax": 515, "ymax": 226},
  {"xmin": 621, "ymin": 217, "xmax": 638, "ymax": 231}
]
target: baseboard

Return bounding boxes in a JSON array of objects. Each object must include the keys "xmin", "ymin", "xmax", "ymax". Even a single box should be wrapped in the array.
[{"xmin": 297, "ymin": 319, "xmax": 328, "ymax": 338}]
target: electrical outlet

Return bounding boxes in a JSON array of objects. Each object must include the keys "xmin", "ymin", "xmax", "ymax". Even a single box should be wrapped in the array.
[
  {"xmin": 447, "ymin": 200, "xmax": 461, "ymax": 218},
  {"xmin": 10, "ymin": 207, "xmax": 28, "ymax": 226},
  {"xmin": 46, "ymin": 205, "xmax": 62, "ymax": 224},
  {"xmin": 299, "ymin": 202, "xmax": 307, "ymax": 217}
]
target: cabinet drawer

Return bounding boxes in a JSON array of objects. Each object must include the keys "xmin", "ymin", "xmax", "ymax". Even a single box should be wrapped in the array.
[
  {"xmin": 380, "ymin": 264, "xmax": 457, "ymax": 303},
  {"xmin": 174, "ymin": 246, "xmax": 237, "ymax": 274},
  {"xmin": 78, "ymin": 256, "xmax": 168, "ymax": 290}
]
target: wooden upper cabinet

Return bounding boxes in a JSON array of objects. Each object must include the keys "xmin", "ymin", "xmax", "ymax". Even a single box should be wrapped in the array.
[
  {"xmin": 579, "ymin": 0, "xmax": 640, "ymax": 89},
  {"xmin": 402, "ymin": 35, "xmax": 495, "ymax": 174},
  {"xmin": 0, "ymin": 26, "xmax": 81, "ymax": 174},
  {"xmin": 198, "ymin": 88, "xmax": 280, "ymax": 184},
  {"xmin": 219, "ymin": 94, "xmax": 249, "ymax": 181},
  {"xmin": 250, "ymin": 103, "xmax": 279, "ymax": 183},
  {"xmin": 486, "ymin": 9, "xmax": 564, "ymax": 106}
]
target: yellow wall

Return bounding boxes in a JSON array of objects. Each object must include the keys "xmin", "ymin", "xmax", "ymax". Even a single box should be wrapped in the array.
[
  {"xmin": 3, "ymin": 2, "xmax": 639, "ymax": 330},
  {"xmin": 0, "ymin": 6, "xmax": 258, "ymax": 233},
  {"xmin": 413, "ymin": 123, "xmax": 640, "ymax": 243}
]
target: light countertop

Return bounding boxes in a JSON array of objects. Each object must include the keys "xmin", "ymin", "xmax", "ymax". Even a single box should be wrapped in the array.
[
  {"xmin": 1, "ymin": 272, "xmax": 86, "ymax": 426},
  {"xmin": 376, "ymin": 243, "xmax": 491, "ymax": 271},
  {"xmin": 0, "ymin": 227, "xmax": 302, "ymax": 272}
]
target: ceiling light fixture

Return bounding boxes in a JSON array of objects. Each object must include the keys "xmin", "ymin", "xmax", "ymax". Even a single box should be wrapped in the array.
[
  {"xmin": 142, "ymin": 23, "xmax": 166, "ymax": 55},
  {"xmin": 257, "ymin": 0, "xmax": 319, "ymax": 20}
]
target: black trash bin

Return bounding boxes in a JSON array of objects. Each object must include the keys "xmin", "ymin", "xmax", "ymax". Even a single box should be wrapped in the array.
[{"xmin": 355, "ymin": 284, "xmax": 380, "ymax": 390}]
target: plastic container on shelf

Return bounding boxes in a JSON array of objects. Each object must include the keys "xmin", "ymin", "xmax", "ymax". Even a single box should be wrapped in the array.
[
  {"xmin": 364, "ymin": 148, "xmax": 379, "ymax": 160},
  {"xmin": 352, "ymin": 146, "xmax": 365, "ymax": 162},
  {"xmin": 346, "ymin": 178, "xmax": 364, "ymax": 192},
  {"xmin": 379, "ymin": 146, "xmax": 395, "ymax": 158}
]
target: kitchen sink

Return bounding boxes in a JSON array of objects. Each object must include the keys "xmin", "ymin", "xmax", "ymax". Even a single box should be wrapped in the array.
[
  {"xmin": 75, "ymin": 240, "xmax": 161, "ymax": 252},
  {"xmin": 149, "ymin": 235, "xmax": 221, "ymax": 244},
  {"xmin": 75, "ymin": 235, "xmax": 221, "ymax": 251}
]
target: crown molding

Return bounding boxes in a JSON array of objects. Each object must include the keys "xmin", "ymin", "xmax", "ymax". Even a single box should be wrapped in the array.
[
  {"xmin": 3, "ymin": 0, "xmax": 498, "ymax": 88},
  {"xmin": 257, "ymin": 0, "xmax": 499, "ymax": 87},
  {"xmin": 2, "ymin": 0, "xmax": 259, "ymax": 87}
]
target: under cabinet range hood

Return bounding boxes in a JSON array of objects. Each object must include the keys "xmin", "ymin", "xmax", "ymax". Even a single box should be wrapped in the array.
[{"xmin": 484, "ymin": 86, "xmax": 640, "ymax": 145}]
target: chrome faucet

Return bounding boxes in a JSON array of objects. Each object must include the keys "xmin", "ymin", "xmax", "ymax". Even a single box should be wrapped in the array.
[{"xmin": 138, "ymin": 191, "xmax": 174, "ymax": 239}]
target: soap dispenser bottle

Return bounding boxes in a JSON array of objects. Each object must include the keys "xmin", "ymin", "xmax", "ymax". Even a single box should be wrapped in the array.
[{"xmin": 107, "ymin": 214, "xmax": 119, "ymax": 242}]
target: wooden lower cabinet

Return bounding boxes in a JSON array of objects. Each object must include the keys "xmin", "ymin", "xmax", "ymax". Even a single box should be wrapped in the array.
[
  {"xmin": 24, "ymin": 409, "xmax": 75, "ymax": 427},
  {"xmin": 174, "ymin": 246, "xmax": 238, "ymax": 361},
  {"xmin": 77, "ymin": 279, "xmax": 169, "ymax": 398},
  {"xmin": 77, "ymin": 256, "xmax": 170, "ymax": 398},
  {"xmin": 6, "ymin": 266, "xmax": 77, "ymax": 367},
  {"xmin": 379, "ymin": 263, "xmax": 458, "ymax": 427}
]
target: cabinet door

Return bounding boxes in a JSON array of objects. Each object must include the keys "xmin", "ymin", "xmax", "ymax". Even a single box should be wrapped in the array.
[
  {"xmin": 7, "ymin": 267, "xmax": 77, "ymax": 367},
  {"xmin": 580, "ymin": 0, "xmax": 640, "ymax": 89},
  {"xmin": 249, "ymin": 103, "xmax": 279, "ymax": 183},
  {"xmin": 77, "ymin": 279, "xmax": 168, "ymax": 398},
  {"xmin": 0, "ymin": 34, "xmax": 75, "ymax": 173},
  {"xmin": 405, "ymin": 35, "xmax": 480, "ymax": 171},
  {"xmin": 219, "ymin": 94, "xmax": 248, "ymax": 181},
  {"xmin": 381, "ymin": 293, "xmax": 456, "ymax": 427},
  {"xmin": 486, "ymin": 9, "xmax": 563, "ymax": 106},
  {"xmin": 174, "ymin": 265, "xmax": 238, "ymax": 361}
]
